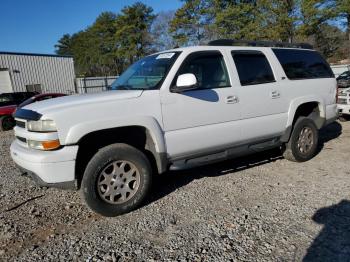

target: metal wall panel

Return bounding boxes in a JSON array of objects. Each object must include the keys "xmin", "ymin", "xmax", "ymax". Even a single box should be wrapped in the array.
[{"xmin": 0, "ymin": 53, "xmax": 75, "ymax": 94}]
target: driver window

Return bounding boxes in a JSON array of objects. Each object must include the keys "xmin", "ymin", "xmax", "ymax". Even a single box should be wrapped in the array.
[{"xmin": 178, "ymin": 52, "xmax": 231, "ymax": 90}]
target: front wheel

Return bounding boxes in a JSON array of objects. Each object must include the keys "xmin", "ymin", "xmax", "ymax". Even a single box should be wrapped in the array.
[
  {"xmin": 0, "ymin": 115, "xmax": 15, "ymax": 131},
  {"xmin": 283, "ymin": 117, "xmax": 319, "ymax": 162},
  {"xmin": 81, "ymin": 143, "xmax": 152, "ymax": 217}
]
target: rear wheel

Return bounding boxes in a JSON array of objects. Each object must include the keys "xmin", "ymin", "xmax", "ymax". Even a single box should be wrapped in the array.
[
  {"xmin": 283, "ymin": 117, "xmax": 319, "ymax": 162},
  {"xmin": 0, "ymin": 115, "xmax": 15, "ymax": 131},
  {"xmin": 81, "ymin": 143, "xmax": 152, "ymax": 217}
]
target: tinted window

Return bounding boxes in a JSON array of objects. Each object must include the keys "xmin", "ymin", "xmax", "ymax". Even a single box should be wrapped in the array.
[
  {"xmin": 12, "ymin": 93, "xmax": 25, "ymax": 101},
  {"xmin": 272, "ymin": 49, "xmax": 334, "ymax": 80},
  {"xmin": 0, "ymin": 94, "xmax": 13, "ymax": 103},
  {"xmin": 337, "ymin": 71, "xmax": 350, "ymax": 80},
  {"xmin": 232, "ymin": 51, "xmax": 275, "ymax": 86},
  {"xmin": 178, "ymin": 52, "xmax": 230, "ymax": 89}
]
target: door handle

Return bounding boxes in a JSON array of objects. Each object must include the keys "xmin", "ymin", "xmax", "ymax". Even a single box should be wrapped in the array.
[
  {"xmin": 270, "ymin": 91, "xmax": 281, "ymax": 99},
  {"xmin": 226, "ymin": 95, "xmax": 239, "ymax": 104}
]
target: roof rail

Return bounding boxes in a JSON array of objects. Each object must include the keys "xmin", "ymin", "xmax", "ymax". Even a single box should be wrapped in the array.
[{"xmin": 207, "ymin": 39, "xmax": 313, "ymax": 50}]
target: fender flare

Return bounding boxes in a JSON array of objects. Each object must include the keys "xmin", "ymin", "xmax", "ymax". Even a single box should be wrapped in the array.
[
  {"xmin": 64, "ymin": 116, "xmax": 168, "ymax": 173},
  {"xmin": 64, "ymin": 116, "xmax": 165, "ymax": 152},
  {"xmin": 287, "ymin": 96, "xmax": 326, "ymax": 128},
  {"xmin": 281, "ymin": 97, "xmax": 326, "ymax": 142}
]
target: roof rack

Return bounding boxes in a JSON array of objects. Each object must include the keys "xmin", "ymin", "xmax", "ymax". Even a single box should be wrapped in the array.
[{"xmin": 207, "ymin": 39, "xmax": 313, "ymax": 50}]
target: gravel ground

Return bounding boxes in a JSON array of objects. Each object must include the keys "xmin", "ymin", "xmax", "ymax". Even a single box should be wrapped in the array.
[{"xmin": 0, "ymin": 121, "xmax": 349, "ymax": 262}]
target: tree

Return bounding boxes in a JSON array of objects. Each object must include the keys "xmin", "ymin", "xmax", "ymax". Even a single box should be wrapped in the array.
[
  {"xmin": 299, "ymin": 0, "xmax": 336, "ymax": 36},
  {"xmin": 55, "ymin": 3, "xmax": 155, "ymax": 76},
  {"xmin": 257, "ymin": 0, "xmax": 299, "ymax": 42},
  {"xmin": 169, "ymin": 0, "xmax": 213, "ymax": 46},
  {"xmin": 314, "ymin": 24, "xmax": 345, "ymax": 59},
  {"xmin": 150, "ymin": 11, "xmax": 176, "ymax": 51},
  {"xmin": 298, "ymin": 0, "xmax": 349, "ymax": 60},
  {"xmin": 212, "ymin": 0, "xmax": 262, "ymax": 40},
  {"xmin": 330, "ymin": 0, "xmax": 350, "ymax": 58},
  {"xmin": 114, "ymin": 2, "xmax": 156, "ymax": 69},
  {"xmin": 55, "ymin": 34, "xmax": 73, "ymax": 56}
]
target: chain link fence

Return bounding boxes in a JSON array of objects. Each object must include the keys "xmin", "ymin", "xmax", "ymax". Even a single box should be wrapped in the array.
[{"xmin": 75, "ymin": 76, "xmax": 118, "ymax": 94}]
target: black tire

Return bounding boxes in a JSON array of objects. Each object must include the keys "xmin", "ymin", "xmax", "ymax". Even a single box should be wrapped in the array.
[
  {"xmin": 0, "ymin": 115, "xmax": 15, "ymax": 131},
  {"xmin": 283, "ymin": 117, "xmax": 319, "ymax": 162},
  {"xmin": 338, "ymin": 115, "xmax": 349, "ymax": 122},
  {"xmin": 81, "ymin": 143, "xmax": 152, "ymax": 217}
]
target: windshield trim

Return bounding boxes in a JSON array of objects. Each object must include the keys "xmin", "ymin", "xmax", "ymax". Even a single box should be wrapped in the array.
[{"xmin": 110, "ymin": 51, "xmax": 182, "ymax": 91}]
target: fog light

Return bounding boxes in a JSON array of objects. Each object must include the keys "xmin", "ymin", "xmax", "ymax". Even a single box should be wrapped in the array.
[{"xmin": 28, "ymin": 139, "xmax": 61, "ymax": 150}]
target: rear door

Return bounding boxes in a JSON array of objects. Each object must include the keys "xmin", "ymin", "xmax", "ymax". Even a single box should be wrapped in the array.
[{"xmin": 231, "ymin": 50, "xmax": 288, "ymax": 141}]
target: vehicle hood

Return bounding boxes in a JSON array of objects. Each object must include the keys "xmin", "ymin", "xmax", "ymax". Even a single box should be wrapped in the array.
[
  {"xmin": 23, "ymin": 90, "xmax": 143, "ymax": 115},
  {"xmin": 0, "ymin": 105, "xmax": 17, "ymax": 114}
]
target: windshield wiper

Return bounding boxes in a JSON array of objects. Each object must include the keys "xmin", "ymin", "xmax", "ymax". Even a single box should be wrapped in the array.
[{"xmin": 114, "ymin": 85, "xmax": 132, "ymax": 90}]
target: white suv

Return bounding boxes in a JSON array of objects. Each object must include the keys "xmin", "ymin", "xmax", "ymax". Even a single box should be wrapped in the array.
[{"xmin": 10, "ymin": 40, "xmax": 338, "ymax": 216}]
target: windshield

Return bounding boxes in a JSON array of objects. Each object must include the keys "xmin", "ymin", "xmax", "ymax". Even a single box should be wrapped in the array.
[
  {"xmin": 18, "ymin": 98, "xmax": 34, "ymax": 108},
  {"xmin": 110, "ymin": 52, "xmax": 180, "ymax": 90},
  {"xmin": 0, "ymin": 94, "xmax": 13, "ymax": 103},
  {"xmin": 338, "ymin": 71, "xmax": 350, "ymax": 79},
  {"xmin": 339, "ymin": 71, "xmax": 350, "ymax": 77}
]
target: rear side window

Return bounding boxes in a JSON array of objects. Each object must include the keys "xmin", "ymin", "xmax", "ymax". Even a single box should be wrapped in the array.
[
  {"xmin": 272, "ymin": 49, "xmax": 334, "ymax": 80},
  {"xmin": 232, "ymin": 51, "xmax": 275, "ymax": 86}
]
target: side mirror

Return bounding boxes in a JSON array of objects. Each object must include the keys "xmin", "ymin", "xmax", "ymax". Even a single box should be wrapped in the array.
[{"xmin": 171, "ymin": 73, "xmax": 198, "ymax": 93}]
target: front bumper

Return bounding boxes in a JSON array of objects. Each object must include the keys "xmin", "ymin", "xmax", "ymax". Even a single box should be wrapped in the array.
[
  {"xmin": 337, "ymin": 104, "xmax": 350, "ymax": 115},
  {"xmin": 10, "ymin": 140, "xmax": 78, "ymax": 188}
]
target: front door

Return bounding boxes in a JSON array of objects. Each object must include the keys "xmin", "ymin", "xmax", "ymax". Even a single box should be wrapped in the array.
[{"xmin": 160, "ymin": 50, "xmax": 242, "ymax": 159}]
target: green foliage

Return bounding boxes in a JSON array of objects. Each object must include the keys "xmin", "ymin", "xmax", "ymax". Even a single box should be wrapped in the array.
[
  {"xmin": 56, "ymin": 0, "xmax": 350, "ymax": 76},
  {"xmin": 169, "ymin": 0, "xmax": 213, "ymax": 46},
  {"xmin": 55, "ymin": 3, "xmax": 155, "ymax": 76},
  {"xmin": 150, "ymin": 11, "xmax": 176, "ymax": 51},
  {"xmin": 55, "ymin": 34, "xmax": 73, "ymax": 56},
  {"xmin": 257, "ymin": 0, "xmax": 299, "ymax": 42},
  {"xmin": 212, "ymin": 0, "xmax": 261, "ymax": 40},
  {"xmin": 114, "ymin": 2, "xmax": 155, "ymax": 67}
]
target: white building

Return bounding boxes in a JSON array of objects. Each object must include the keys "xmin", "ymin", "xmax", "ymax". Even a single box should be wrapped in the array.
[{"xmin": 0, "ymin": 52, "xmax": 76, "ymax": 94}]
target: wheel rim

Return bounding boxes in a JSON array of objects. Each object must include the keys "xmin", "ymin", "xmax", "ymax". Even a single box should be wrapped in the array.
[
  {"xmin": 297, "ymin": 126, "xmax": 314, "ymax": 155},
  {"xmin": 97, "ymin": 160, "xmax": 140, "ymax": 204},
  {"xmin": 2, "ymin": 117, "xmax": 14, "ymax": 130}
]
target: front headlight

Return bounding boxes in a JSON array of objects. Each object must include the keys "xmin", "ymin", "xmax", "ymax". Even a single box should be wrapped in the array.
[{"xmin": 27, "ymin": 120, "xmax": 57, "ymax": 132}]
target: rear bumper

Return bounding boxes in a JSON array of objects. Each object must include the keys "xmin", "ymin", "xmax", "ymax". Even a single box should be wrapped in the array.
[
  {"xmin": 10, "ymin": 140, "xmax": 78, "ymax": 188},
  {"xmin": 325, "ymin": 104, "xmax": 338, "ymax": 125},
  {"xmin": 337, "ymin": 104, "xmax": 350, "ymax": 115}
]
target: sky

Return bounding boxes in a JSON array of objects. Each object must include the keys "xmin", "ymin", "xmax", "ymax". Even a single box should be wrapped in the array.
[{"xmin": 0, "ymin": 0, "xmax": 182, "ymax": 54}]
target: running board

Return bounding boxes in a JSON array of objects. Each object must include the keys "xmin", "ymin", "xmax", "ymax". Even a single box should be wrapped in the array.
[{"xmin": 169, "ymin": 137, "xmax": 281, "ymax": 171}]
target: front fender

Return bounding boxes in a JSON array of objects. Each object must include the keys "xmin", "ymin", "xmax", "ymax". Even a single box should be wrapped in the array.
[{"xmin": 63, "ymin": 116, "xmax": 166, "ymax": 154}]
